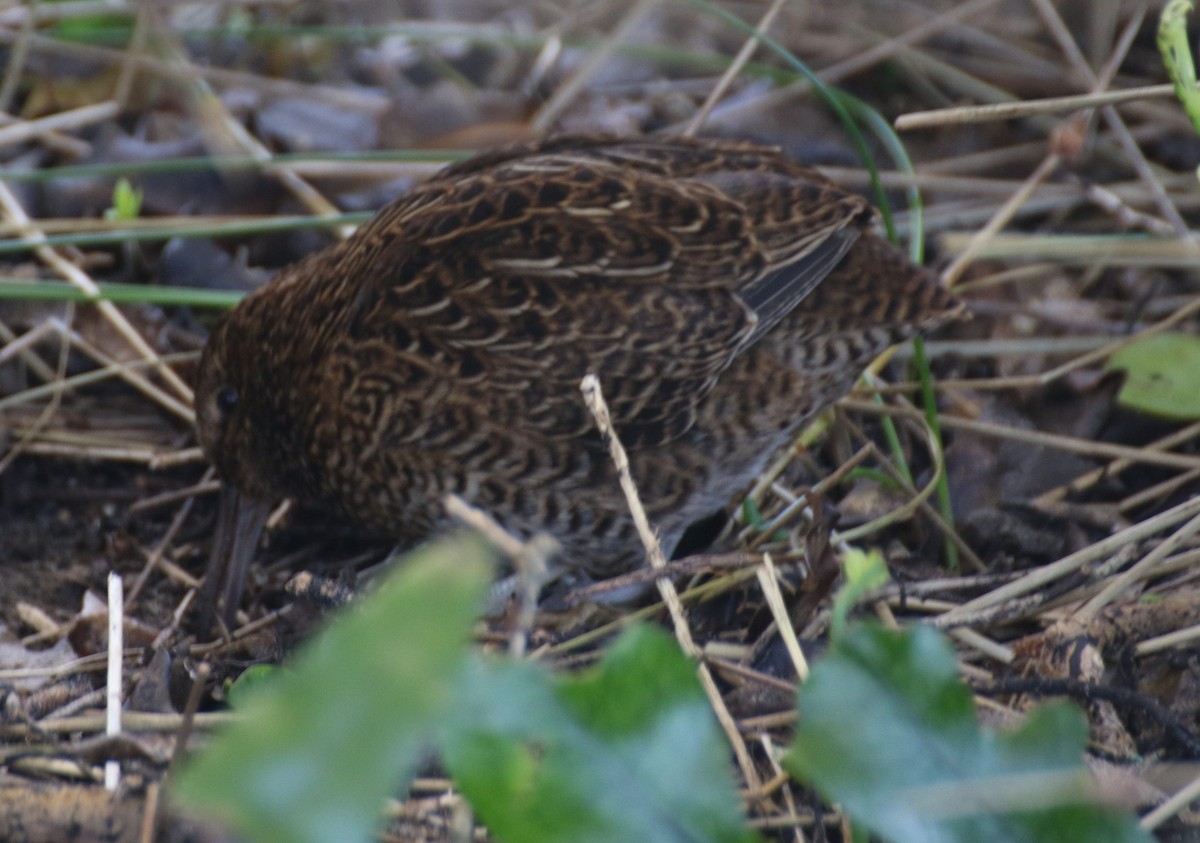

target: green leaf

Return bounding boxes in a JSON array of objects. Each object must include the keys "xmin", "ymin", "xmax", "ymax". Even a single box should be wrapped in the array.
[
  {"xmin": 224, "ymin": 664, "xmax": 282, "ymax": 709},
  {"xmin": 104, "ymin": 178, "xmax": 143, "ymax": 221},
  {"xmin": 1107, "ymin": 332, "xmax": 1200, "ymax": 419},
  {"xmin": 0, "ymin": 279, "xmax": 243, "ymax": 309},
  {"xmin": 53, "ymin": 13, "xmax": 133, "ymax": 45},
  {"xmin": 785, "ymin": 624, "xmax": 1151, "ymax": 843},
  {"xmin": 175, "ymin": 534, "xmax": 495, "ymax": 843},
  {"xmin": 741, "ymin": 497, "xmax": 767, "ymax": 529},
  {"xmin": 1158, "ymin": 0, "xmax": 1200, "ymax": 138},
  {"xmin": 442, "ymin": 625, "xmax": 760, "ymax": 843},
  {"xmin": 829, "ymin": 546, "xmax": 890, "ymax": 641}
]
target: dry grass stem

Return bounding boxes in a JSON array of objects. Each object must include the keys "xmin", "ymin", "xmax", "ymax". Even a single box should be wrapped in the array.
[
  {"xmin": 938, "ymin": 153, "xmax": 1061, "ymax": 287},
  {"xmin": 941, "ymin": 496, "xmax": 1200, "ymax": 623},
  {"xmin": 1136, "ymin": 622, "xmax": 1200, "ymax": 657},
  {"xmin": 0, "ymin": 100, "xmax": 119, "ymax": 147},
  {"xmin": 755, "ymin": 554, "xmax": 809, "ymax": 681},
  {"xmin": 530, "ymin": 0, "xmax": 661, "ymax": 133},
  {"xmin": 580, "ymin": 373, "xmax": 764, "ymax": 798},
  {"xmin": 0, "ymin": 186, "xmax": 194, "ymax": 418},
  {"xmin": 684, "ymin": 0, "xmax": 789, "ymax": 136},
  {"xmin": 1139, "ymin": 771, "xmax": 1200, "ymax": 831},
  {"xmin": 0, "ymin": 26, "xmax": 390, "ymax": 109},
  {"xmin": 895, "ymin": 83, "xmax": 1181, "ymax": 129},
  {"xmin": 1078, "ymin": 509, "xmax": 1200, "ymax": 619},
  {"xmin": 844, "ymin": 398, "xmax": 1200, "ymax": 473},
  {"xmin": 444, "ymin": 493, "xmax": 559, "ymax": 657}
]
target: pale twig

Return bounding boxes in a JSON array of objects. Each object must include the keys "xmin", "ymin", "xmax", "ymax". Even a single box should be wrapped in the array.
[
  {"xmin": 935, "ymin": 232, "xmax": 1200, "ymax": 267},
  {"xmin": 148, "ymin": 22, "xmax": 349, "ymax": 236},
  {"xmin": 579, "ymin": 375, "xmax": 687, "ymax": 646},
  {"xmin": 0, "ymin": 349, "xmax": 196, "ymax": 417},
  {"xmin": 756, "ymin": 554, "xmax": 809, "ymax": 681},
  {"xmin": 1083, "ymin": 182, "xmax": 1177, "ymax": 236},
  {"xmin": 126, "ymin": 467, "xmax": 214, "ymax": 607},
  {"xmin": 938, "ymin": 152, "xmax": 1061, "ymax": 287},
  {"xmin": 949, "ymin": 627, "xmax": 1014, "ymax": 663},
  {"xmin": 0, "ymin": 318, "xmax": 58, "ymax": 385},
  {"xmin": 664, "ymin": 0, "xmax": 1003, "ymax": 135},
  {"xmin": 1136, "ymin": 622, "xmax": 1200, "ymax": 657},
  {"xmin": 1031, "ymin": 0, "xmax": 1192, "ymax": 240},
  {"xmin": 0, "ymin": 711, "xmax": 238, "ymax": 740},
  {"xmin": 0, "ymin": 100, "xmax": 119, "ymax": 148},
  {"xmin": 1117, "ymin": 467, "xmax": 1200, "ymax": 514},
  {"xmin": 149, "ymin": 447, "xmax": 206, "ymax": 469},
  {"xmin": 580, "ymin": 373, "xmax": 765, "ymax": 799},
  {"xmin": 1140, "ymin": 771, "xmax": 1200, "ymax": 831},
  {"xmin": 0, "ymin": 185, "xmax": 194, "ymax": 418},
  {"xmin": 139, "ymin": 783, "xmax": 160, "ymax": 843},
  {"xmin": 842, "ymin": 398, "xmax": 1200, "ymax": 472},
  {"xmin": 684, "ymin": 0, "xmax": 789, "ymax": 136},
  {"xmin": 0, "ymin": 303, "xmax": 75, "ymax": 480},
  {"xmin": 1034, "ymin": 290, "xmax": 1200, "ymax": 385},
  {"xmin": 895, "ymin": 84, "xmax": 1181, "ymax": 129},
  {"xmin": 937, "ymin": 496, "xmax": 1200, "ymax": 623},
  {"xmin": 531, "ymin": 0, "xmax": 662, "ymax": 133},
  {"xmin": 104, "ymin": 573, "xmax": 123, "ymax": 792},
  {"xmin": 1035, "ymin": 420, "xmax": 1200, "ymax": 507},
  {"xmin": 444, "ymin": 494, "xmax": 559, "ymax": 658},
  {"xmin": 0, "ymin": 2, "xmax": 33, "ymax": 112},
  {"xmin": 113, "ymin": 0, "xmax": 149, "ymax": 107},
  {"xmin": 2, "ymin": 440, "xmax": 163, "ymax": 463},
  {"xmin": 0, "ymin": 27, "xmax": 388, "ymax": 111},
  {"xmin": 1076, "ymin": 509, "xmax": 1200, "ymax": 618}
]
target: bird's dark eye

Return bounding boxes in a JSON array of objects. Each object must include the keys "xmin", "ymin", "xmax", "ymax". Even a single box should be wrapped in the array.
[{"xmin": 216, "ymin": 386, "xmax": 239, "ymax": 415}]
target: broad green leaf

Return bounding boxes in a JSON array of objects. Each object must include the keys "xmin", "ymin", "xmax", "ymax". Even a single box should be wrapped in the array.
[
  {"xmin": 442, "ymin": 625, "xmax": 760, "ymax": 843},
  {"xmin": 785, "ymin": 624, "xmax": 1150, "ymax": 843},
  {"xmin": 1107, "ymin": 332, "xmax": 1200, "ymax": 419},
  {"xmin": 176, "ymin": 534, "xmax": 495, "ymax": 843}
]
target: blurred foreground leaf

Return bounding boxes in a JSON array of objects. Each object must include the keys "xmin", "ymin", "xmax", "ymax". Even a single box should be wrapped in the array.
[
  {"xmin": 176, "ymin": 537, "xmax": 756, "ymax": 843},
  {"xmin": 443, "ymin": 625, "xmax": 759, "ymax": 843},
  {"xmin": 1107, "ymin": 331, "xmax": 1200, "ymax": 419},
  {"xmin": 785, "ymin": 624, "xmax": 1151, "ymax": 843},
  {"xmin": 176, "ymin": 533, "xmax": 495, "ymax": 843}
]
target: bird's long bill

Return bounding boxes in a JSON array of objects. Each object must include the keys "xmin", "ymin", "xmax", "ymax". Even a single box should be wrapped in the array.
[{"xmin": 198, "ymin": 486, "xmax": 272, "ymax": 631}]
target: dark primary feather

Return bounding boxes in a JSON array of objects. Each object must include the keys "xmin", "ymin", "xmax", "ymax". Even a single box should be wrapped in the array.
[{"xmin": 194, "ymin": 134, "xmax": 962, "ymax": 622}]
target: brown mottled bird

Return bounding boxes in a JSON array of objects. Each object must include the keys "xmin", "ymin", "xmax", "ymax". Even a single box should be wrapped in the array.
[{"xmin": 194, "ymin": 134, "xmax": 962, "ymax": 624}]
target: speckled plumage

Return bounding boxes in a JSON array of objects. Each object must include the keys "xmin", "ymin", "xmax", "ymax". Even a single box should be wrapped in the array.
[{"xmin": 194, "ymin": 134, "xmax": 962, "ymax": 622}]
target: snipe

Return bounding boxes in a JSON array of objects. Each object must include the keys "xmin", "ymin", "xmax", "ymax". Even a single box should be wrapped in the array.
[{"xmin": 194, "ymin": 134, "xmax": 962, "ymax": 625}]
